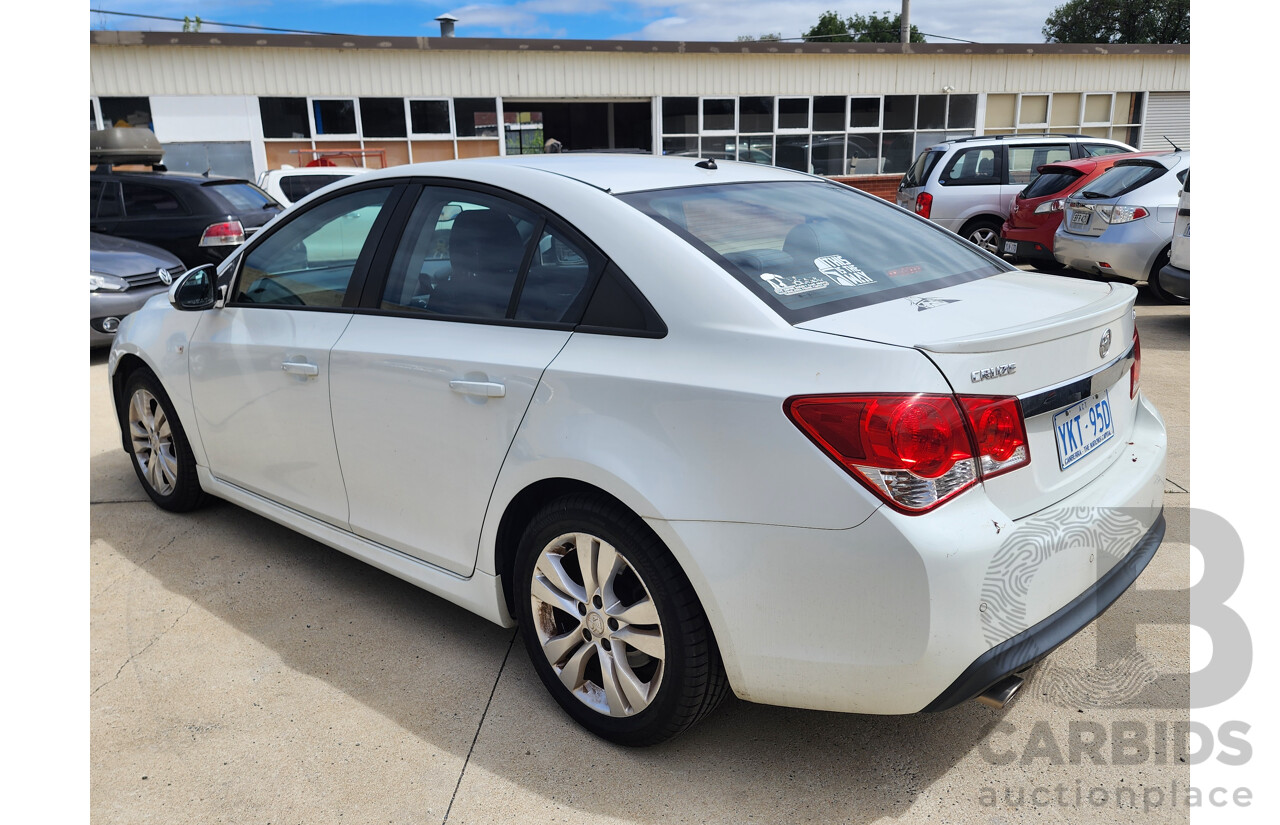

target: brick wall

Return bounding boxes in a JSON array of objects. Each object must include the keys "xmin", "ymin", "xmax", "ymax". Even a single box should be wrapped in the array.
[{"xmin": 830, "ymin": 174, "xmax": 903, "ymax": 201}]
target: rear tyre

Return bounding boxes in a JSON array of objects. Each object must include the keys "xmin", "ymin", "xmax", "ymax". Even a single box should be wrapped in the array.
[
  {"xmin": 961, "ymin": 218, "xmax": 1003, "ymax": 255},
  {"xmin": 1146, "ymin": 246, "xmax": 1188, "ymax": 305},
  {"xmin": 515, "ymin": 494, "xmax": 728, "ymax": 746},
  {"xmin": 124, "ymin": 369, "xmax": 207, "ymax": 512}
]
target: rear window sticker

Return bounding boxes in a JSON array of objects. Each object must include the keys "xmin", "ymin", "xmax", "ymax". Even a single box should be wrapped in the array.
[
  {"xmin": 814, "ymin": 255, "xmax": 875, "ymax": 287},
  {"xmin": 762, "ymin": 272, "xmax": 829, "ymax": 296},
  {"xmin": 908, "ymin": 296, "xmax": 960, "ymax": 311},
  {"xmin": 886, "ymin": 264, "xmax": 924, "ymax": 277}
]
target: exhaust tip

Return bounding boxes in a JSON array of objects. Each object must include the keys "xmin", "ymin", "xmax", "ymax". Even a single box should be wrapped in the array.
[{"xmin": 976, "ymin": 675, "xmax": 1024, "ymax": 709}]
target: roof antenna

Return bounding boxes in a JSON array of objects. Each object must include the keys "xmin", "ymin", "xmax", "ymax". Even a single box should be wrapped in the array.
[
  {"xmin": 695, "ymin": 158, "xmax": 718, "ymax": 170},
  {"xmin": 1163, "ymin": 136, "xmax": 1182, "ymax": 152}
]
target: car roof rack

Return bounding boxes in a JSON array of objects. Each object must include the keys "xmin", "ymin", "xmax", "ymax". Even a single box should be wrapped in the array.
[{"xmin": 942, "ymin": 133, "xmax": 1095, "ymax": 145}]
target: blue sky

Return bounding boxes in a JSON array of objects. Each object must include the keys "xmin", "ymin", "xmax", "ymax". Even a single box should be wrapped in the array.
[{"xmin": 89, "ymin": 1, "xmax": 1068, "ymax": 44}]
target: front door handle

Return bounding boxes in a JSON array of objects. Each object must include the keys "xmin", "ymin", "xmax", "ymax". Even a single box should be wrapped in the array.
[
  {"xmin": 449, "ymin": 380, "xmax": 506, "ymax": 398},
  {"xmin": 281, "ymin": 359, "xmax": 319, "ymax": 377}
]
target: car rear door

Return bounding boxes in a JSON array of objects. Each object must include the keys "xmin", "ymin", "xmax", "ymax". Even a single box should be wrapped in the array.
[
  {"xmin": 188, "ymin": 182, "xmax": 405, "ymax": 524},
  {"xmin": 328, "ymin": 183, "xmax": 604, "ymax": 576}
]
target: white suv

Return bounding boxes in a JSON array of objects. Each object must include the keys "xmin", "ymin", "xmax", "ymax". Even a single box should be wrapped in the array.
[{"xmin": 896, "ymin": 134, "xmax": 1135, "ymax": 253}]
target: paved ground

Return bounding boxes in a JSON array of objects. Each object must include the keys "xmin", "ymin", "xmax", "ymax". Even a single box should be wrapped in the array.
[{"xmin": 90, "ymin": 284, "xmax": 1190, "ymax": 824}]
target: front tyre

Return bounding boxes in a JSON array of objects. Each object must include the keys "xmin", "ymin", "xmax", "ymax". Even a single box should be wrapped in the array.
[
  {"xmin": 124, "ymin": 369, "xmax": 207, "ymax": 512},
  {"xmin": 961, "ymin": 217, "xmax": 1003, "ymax": 255},
  {"xmin": 515, "ymin": 494, "xmax": 728, "ymax": 746}
]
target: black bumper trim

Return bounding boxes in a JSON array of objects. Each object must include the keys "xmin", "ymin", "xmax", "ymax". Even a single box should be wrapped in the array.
[{"xmin": 921, "ymin": 510, "xmax": 1165, "ymax": 713}]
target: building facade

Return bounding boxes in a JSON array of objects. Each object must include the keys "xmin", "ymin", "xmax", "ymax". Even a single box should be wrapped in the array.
[{"xmin": 90, "ymin": 31, "xmax": 1190, "ymax": 193}]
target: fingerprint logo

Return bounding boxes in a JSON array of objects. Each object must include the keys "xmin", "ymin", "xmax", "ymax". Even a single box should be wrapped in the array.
[{"xmin": 1028, "ymin": 650, "xmax": 1160, "ymax": 707}]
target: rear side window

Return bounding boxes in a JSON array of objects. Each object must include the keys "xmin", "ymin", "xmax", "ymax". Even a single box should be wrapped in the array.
[
  {"xmin": 1006, "ymin": 145, "xmax": 1070, "ymax": 186},
  {"xmin": 941, "ymin": 147, "xmax": 999, "ymax": 185},
  {"xmin": 1022, "ymin": 168, "xmax": 1084, "ymax": 199},
  {"xmin": 280, "ymin": 175, "xmax": 350, "ymax": 203},
  {"xmin": 206, "ymin": 182, "xmax": 277, "ymax": 212},
  {"xmin": 620, "ymin": 181, "xmax": 1003, "ymax": 323},
  {"xmin": 121, "ymin": 183, "xmax": 186, "ymax": 217},
  {"xmin": 1080, "ymin": 163, "xmax": 1166, "ymax": 199},
  {"xmin": 900, "ymin": 150, "xmax": 943, "ymax": 188}
]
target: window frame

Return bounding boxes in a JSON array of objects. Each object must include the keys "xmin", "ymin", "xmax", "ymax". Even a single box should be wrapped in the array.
[
  {"xmin": 407, "ymin": 98, "xmax": 455, "ymax": 139},
  {"xmin": 309, "ymin": 97, "xmax": 361, "ymax": 140}
]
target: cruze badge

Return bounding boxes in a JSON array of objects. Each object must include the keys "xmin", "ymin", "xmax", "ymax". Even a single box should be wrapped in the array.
[
  {"xmin": 971, "ymin": 364, "xmax": 1017, "ymax": 383},
  {"xmin": 1099, "ymin": 328, "xmax": 1112, "ymax": 359},
  {"xmin": 157, "ymin": 268, "xmax": 173, "ymax": 286}
]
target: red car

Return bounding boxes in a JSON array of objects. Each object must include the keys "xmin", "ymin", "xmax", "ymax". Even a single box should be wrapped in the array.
[{"xmin": 1000, "ymin": 151, "xmax": 1163, "ymax": 269}]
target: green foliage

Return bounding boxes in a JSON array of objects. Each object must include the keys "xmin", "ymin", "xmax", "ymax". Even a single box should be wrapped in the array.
[
  {"xmin": 735, "ymin": 32, "xmax": 783, "ymax": 42},
  {"xmin": 1042, "ymin": 0, "xmax": 1189, "ymax": 44},
  {"xmin": 803, "ymin": 9, "xmax": 924, "ymax": 43}
]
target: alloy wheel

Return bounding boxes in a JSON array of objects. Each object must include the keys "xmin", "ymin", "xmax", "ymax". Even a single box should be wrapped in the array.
[{"xmin": 128, "ymin": 388, "xmax": 178, "ymax": 496}]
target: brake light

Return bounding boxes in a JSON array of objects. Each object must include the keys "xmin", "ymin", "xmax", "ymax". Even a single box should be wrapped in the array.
[
  {"xmin": 200, "ymin": 220, "xmax": 245, "ymax": 247},
  {"xmin": 1096, "ymin": 205, "xmax": 1149, "ymax": 224},
  {"xmin": 914, "ymin": 192, "xmax": 933, "ymax": 219},
  {"xmin": 785, "ymin": 393, "xmax": 1029, "ymax": 514},
  {"xmin": 1033, "ymin": 198, "xmax": 1065, "ymax": 214},
  {"xmin": 1131, "ymin": 327, "xmax": 1141, "ymax": 398}
]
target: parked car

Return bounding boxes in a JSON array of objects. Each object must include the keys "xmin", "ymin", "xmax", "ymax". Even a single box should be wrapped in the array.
[
  {"xmin": 91, "ymin": 128, "xmax": 283, "ymax": 267},
  {"xmin": 1000, "ymin": 152, "xmax": 1164, "ymax": 269},
  {"xmin": 109, "ymin": 155, "xmax": 1166, "ymax": 745},
  {"xmin": 1053, "ymin": 151, "xmax": 1190, "ymax": 301},
  {"xmin": 897, "ymin": 134, "xmax": 1135, "ymax": 253},
  {"xmin": 90, "ymin": 233, "xmax": 185, "ymax": 347},
  {"xmin": 1155, "ymin": 171, "xmax": 1190, "ymax": 302},
  {"xmin": 256, "ymin": 166, "xmax": 371, "ymax": 206}
]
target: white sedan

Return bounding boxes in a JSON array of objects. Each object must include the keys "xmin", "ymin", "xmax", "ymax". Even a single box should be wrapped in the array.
[{"xmin": 108, "ymin": 155, "xmax": 1167, "ymax": 745}]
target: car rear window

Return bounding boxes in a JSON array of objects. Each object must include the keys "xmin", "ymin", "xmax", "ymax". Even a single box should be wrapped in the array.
[
  {"xmin": 900, "ymin": 149, "xmax": 943, "ymax": 188},
  {"xmin": 280, "ymin": 174, "xmax": 351, "ymax": 203},
  {"xmin": 1078, "ymin": 163, "xmax": 1166, "ymax": 199},
  {"xmin": 1022, "ymin": 168, "xmax": 1084, "ymax": 199},
  {"xmin": 205, "ymin": 181, "xmax": 279, "ymax": 212},
  {"xmin": 619, "ymin": 181, "xmax": 1004, "ymax": 323}
]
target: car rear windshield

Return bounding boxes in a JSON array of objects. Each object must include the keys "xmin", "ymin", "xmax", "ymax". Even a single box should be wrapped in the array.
[
  {"xmin": 281, "ymin": 174, "xmax": 351, "ymax": 203},
  {"xmin": 900, "ymin": 150, "xmax": 943, "ymax": 189},
  {"xmin": 619, "ymin": 181, "xmax": 1004, "ymax": 323},
  {"xmin": 1078, "ymin": 163, "xmax": 1166, "ymax": 200},
  {"xmin": 1022, "ymin": 168, "xmax": 1084, "ymax": 199},
  {"xmin": 205, "ymin": 181, "xmax": 279, "ymax": 212}
]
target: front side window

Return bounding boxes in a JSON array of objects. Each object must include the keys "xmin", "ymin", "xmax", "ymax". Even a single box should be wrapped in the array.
[
  {"xmin": 236, "ymin": 187, "xmax": 391, "ymax": 308},
  {"xmin": 620, "ymin": 181, "xmax": 1002, "ymax": 323}
]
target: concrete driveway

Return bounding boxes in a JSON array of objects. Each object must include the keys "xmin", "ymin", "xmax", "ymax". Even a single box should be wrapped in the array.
[{"xmin": 90, "ymin": 292, "xmax": 1190, "ymax": 824}]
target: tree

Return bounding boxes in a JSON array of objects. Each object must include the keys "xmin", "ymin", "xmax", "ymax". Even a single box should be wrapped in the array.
[
  {"xmin": 735, "ymin": 32, "xmax": 783, "ymax": 41},
  {"xmin": 1042, "ymin": 0, "xmax": 1189, "ymax": 44},
  {"xmin": 803, "ymin": 10, "xmax": 924, "ymax": 43}
]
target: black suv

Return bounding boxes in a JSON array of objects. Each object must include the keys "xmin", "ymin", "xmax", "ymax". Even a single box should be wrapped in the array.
[{"xmin": 90, "ymin": 129, "xmax": 282, "ymax": 267}]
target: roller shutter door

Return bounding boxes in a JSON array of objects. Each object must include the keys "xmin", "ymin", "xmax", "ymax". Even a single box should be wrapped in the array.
[{"xmin": 1141, "ymin": 92, "xmax": 1190, "ymax": 150}]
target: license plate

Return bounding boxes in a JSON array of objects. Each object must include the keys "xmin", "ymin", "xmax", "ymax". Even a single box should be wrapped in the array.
[
  {"xmin": 1053, "ymin": 391, "xmax": 1115, "ymax": 470},
  {"xmin": 1070, "ymin": 211, "xmax": 1090, "ymax": 226},
  {"xmin": 1003, "ymin": 240, "xmax": 1018, "ymax": 255}
]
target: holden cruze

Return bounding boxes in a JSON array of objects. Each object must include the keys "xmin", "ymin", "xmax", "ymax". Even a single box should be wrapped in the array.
[{"xmin": 108, "ymin": 155, "xmax": 1167, "ymax": 745}]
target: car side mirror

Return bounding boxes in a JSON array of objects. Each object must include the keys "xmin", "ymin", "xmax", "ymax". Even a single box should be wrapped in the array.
[{"xmin": 168, "ymin": 264, "xmax": 219, "ymax": 311}]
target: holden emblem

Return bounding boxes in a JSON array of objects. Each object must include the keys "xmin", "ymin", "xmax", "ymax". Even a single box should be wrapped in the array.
[{"xmin": 1099, "ymin": 328, "xmax": 1112, "ymax": 359}]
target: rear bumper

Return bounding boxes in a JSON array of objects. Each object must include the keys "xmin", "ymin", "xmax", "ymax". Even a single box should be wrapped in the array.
[
  {"xmin": 1158, "ymin": 264, "xmax": 1190, "ymax": 300},
  {"xmin": 999, "ymin": 230, "xmax": 1059, "ymax": 266},
  {"xmin": 1053, "ymin": 219, "xmax": 1168, "ymax": 280}
]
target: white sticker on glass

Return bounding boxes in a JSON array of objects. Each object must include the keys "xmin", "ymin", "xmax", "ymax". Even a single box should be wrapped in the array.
[
  {"xmin": 814, "ymin": 255, "xmax": 875, "ymax": 287},
  {"xmin": 761, "ymin": 272, "xmax": 829, "ymax": 296}
]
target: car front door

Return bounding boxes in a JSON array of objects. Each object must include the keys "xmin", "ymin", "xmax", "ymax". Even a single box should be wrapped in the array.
[
  {"xmin": 329, "ymin": 184, "xmax": 604, "ymax": 576},
  {"xmin": 188, "ymin": 183, "xmax": 403, "ymax": 524}
]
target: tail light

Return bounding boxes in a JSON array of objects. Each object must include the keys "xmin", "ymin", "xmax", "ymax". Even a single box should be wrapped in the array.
[
  {"xmin": 200, "ymin": 220, "xmax": 246, "ymax": 247},
  {"xmin": 1130, "ymin": 327, "xmax": 1141, "ymax": 398},
  {"xmin": 1033, "ymin": 198, "xmax": 1065, "ymax": 214},
  {"xmin": 785, "ymin": 394, "xmax": 1029, "ymax": 514},
  {"xmin": 914, "ymin": 192, "xmax": 933, "ymax": 219},
  {"xmin": 1096, "ymin": 205, "xmax": 1149, "ymax": 224}
]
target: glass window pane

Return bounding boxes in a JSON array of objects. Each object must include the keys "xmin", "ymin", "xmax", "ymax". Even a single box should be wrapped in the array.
[
  {"xmin": 883, "ymin": 96, "xmax": 915, "ymax": 131},
  {"xmin": 947, "ymin": 95, "xmax": 977, "ymax": 129},
  {"xmin": 662, "ymin": 97, "xmax": 698, "ymax": 134},
  {"xmin": 259, "ymin": 97, "xmax": 311, "ymax": 139},
  {"xmin": 738, "ymin": 135, "xmax": 774, "ymax": 165},
  {"xmin": 90, "ymin": 101, "xmax": 99, "ymax": 130},
  {"xmin": 845, "ymin": 133, "xmax": 880, "ymax": 176},
  {"xmin": 1051, "ymin": 93, "xmax": 1081, "ymax": 127},
  {"xmin": 359, "ymin": 97, "xmax": 407, "ymax": 138},
  {"xmin": 662, "ymin": 136, "xmax": 699, "ymax": 156},
  {"xmin": 942, "ymin": 147, "xmax": 999, "ymax": 184},
  {"xmin": 313, "ymin": 99, "xmax": 357, "ymax": 135},
  {"xmin": 880, "ymin": 132, "xmax": 915, "ymax": 174},
  {"xmin": 700, "ymin": 136, "xmax": 736, "ymax": 159},
  {"xmin": 914, "ymin": 131, "xmax": 947, "ymax": 156},
  {"xmin": 100, "ymin": 96, "xmax": 153, "ymax": 131},
  {"xmin": 849, "ymin": 97, "xmax": 880, "ymax": 129},
  {"xmin": 1019, "ymin": 95, "xmax": 1049, "ymax": 125},
  {"xmin": 985, "ymin": 94, "xmax": 1016, "ymax": 129},
  {"xmin": 454, "ymin": 98, "xmax": 499, "ymax": 138},
  {"xmin": 206, "ymin": 181, "xmax": 277, "ymax": 211},
  {"xmin": 98, "ymin": 182, "xmax": 123, "ymax": 218},
  {"xmin": 516, "ymin": 227, "xmax": 598, "ymax": 323},
  {"xmin": 410, "ymin": 100, "xmax": 451, "ymax": 135},
  {"xmin": 811, "ymin": 135, "xmax": 846, "ymax": 175},
  {"xmin": 917, "ymin": 95, "xmax": 947, "ymax": 130},
  {"xmin": 380, "ymin": 188, "xmax": 538, "ymax": 319},
  {"xmin": 702, "ymin": 98, "xmax": 735, "ymax": 132},
  {"xmin": 776, "ymin": 135, "xmax": 810, "ymax": 171},
  {"xmin": 1114, "ymin": 92, "xmax": 1141, "ymax": 124},
  {"xmin": 1007, "ymin": 145, "xmax": 1071, "ymax": 185},
  {"xmin": 90, "ymin": 179, "xmax": 103, "ymax": 216},
  {"xmin": 238, "ymin": 187, "xmax": 392, "ymax": 308},
  {"xmin": 738, "ymin": 97, "xmax": 773, "ymax": 133},
  {"xmin": 778, "ymin": 98, "xmax": 809, "ymax": 130},
  {"xmin": 121, "ymin": 183, "xmax": 186, "ymax": 217},
  {"xmin": 813, "ymin": 97, "xmax": 845, "ymax": 132},
  {"xmin": 1084, "ymin": 94, "xmax": 1112, "ymax": 123}
]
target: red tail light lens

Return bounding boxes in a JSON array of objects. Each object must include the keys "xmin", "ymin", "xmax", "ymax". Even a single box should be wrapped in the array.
[
  {"xmin": 915, "ymin": 192, "xmax": 933, "ymax": 219},
  {"xmin": 1130, "ymin": 327, "xmax": 1141, "ymax": 398},
  {"xmin": 786, "ymin": 394, "xmax": 1029, "ymax": 514},
  {"xmin": 200, "ymin": 220, "xmax": 246, "ymax": 247}
]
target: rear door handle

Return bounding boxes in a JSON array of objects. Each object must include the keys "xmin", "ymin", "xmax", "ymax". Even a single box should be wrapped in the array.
[
  {"xmin": 281, "ymin": 359, "xmax": 319, "ymax": 377},
  {"xmin": 449, "ymin": 380, "xmax": 506, "ymax": 398}
]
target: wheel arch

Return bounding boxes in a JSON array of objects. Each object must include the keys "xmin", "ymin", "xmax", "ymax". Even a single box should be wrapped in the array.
[{"xmin": 111, "ymin": 352, "xmax": 155, "ymax": 452}]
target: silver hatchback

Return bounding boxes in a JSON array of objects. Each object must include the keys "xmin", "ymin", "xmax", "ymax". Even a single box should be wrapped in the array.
[{"xmin": 1053, "ymin": 151, "xmax": 1190, "ymax": 294}]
